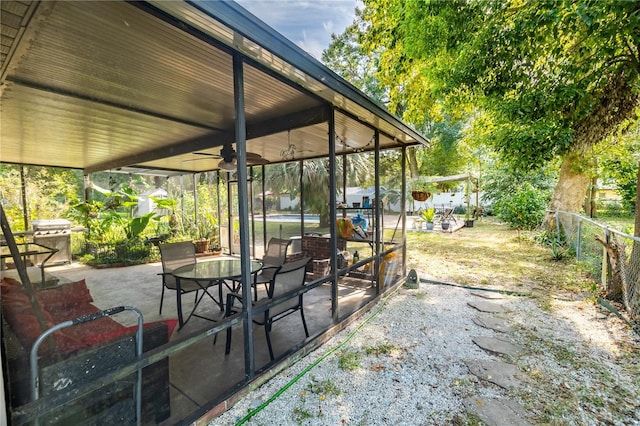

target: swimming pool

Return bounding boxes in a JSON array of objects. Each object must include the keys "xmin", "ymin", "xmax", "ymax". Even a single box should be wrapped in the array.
[{"xmin": 259, "ymin": 214, "xmax": 320, "ymax": 223}]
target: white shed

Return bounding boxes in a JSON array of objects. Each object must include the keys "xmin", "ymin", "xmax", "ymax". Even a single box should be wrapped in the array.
[{"xmin": 137, "ymin": 188, "xmax": 169, "ymax": 217}]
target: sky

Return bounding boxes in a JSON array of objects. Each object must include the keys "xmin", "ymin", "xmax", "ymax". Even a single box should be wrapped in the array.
[{"xmin": 235, "ymin": 0, "xmax": 360, "ymax": 60}]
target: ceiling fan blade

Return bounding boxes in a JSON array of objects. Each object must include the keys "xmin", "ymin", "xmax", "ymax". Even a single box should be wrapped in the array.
[
  {"xmin": 247, "ymin": 157, "xmax": 270, "ymax": 166},
  {"xmin": 181, "ymin": 157, "xmax": 216, "ymax": 163},
  {"xmin": 193, "ymin": 151, "xmax": 222, "ymax": 158},
  {"xmin": 246, "ymin": 152, "xmax": 265, "ymax": 161}
]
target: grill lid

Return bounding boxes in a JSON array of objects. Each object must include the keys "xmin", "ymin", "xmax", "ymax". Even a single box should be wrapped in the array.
[{"xmin": 32, "ymin": 219, "xmax": 72, "ymax": 231}]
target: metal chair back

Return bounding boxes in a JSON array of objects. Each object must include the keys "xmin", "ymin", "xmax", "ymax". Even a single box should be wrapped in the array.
[
  {"xmin": 262, "ymin": 238, "xmax": 291, "ymax": 267},
  {"xmin": 159, "ymin": 241, "xmax": 196, "ymax": 290}
]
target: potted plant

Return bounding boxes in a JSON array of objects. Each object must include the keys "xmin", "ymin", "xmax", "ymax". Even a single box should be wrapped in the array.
[
  {"xmin": 193, "ymin": 212, "xmax": 219, "ymax": 253},
  {"xmin": 410, "ymin": 176, "xmax": 437, "ymax": 202},
  {"xmin": 420, "ymin": 207, "xmax": 435, "ymax": 231},
  {"xmin": 464, "ymin": 214, "xmax": 475, "ymax": 228},
  {"xmin": 193, "ymin": 237, "xmax": 209, "ymax": 253},
  {"xmin": 208, "ymin": 242, "xmax": 222, "ymax": 255}
]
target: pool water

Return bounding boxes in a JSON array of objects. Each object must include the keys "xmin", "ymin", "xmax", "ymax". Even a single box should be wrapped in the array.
[{"xmin": 260, "ymin": 214, "xmax": 320, "ymax": 223}]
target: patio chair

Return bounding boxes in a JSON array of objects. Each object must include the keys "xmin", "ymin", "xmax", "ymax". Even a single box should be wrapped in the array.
[
  {"xmin": 158, "ymin": 241, "xmax": 204, "ymax": 316},
  {"xmin": 440, "ymin": 208, "xmax": 457, "ymax": 224},
  {"xmin": 251, "ymin": 238, "xmax": 292, "ymax": 301},
  {"xmin": 225, "ymin": 257, "xmax": 311, "ymax": 360}
]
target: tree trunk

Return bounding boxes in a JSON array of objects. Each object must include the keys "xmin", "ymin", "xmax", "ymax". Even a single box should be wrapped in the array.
[
  {"xmin": 628, "ymin": 161, "xmax": 640, "ymax": 286},
  {"xmin": 596, "ymin": 234, "xmax": 640, "ymax": 323},
  {"xmin": 584, "ymin": 176, "xmax": 597, "ymax": 218},
  {"xmin": 595, "ymin": 235, "xmax": 625, "ymax": 301},
  {"xmin": 407, "ymin": 146, "xmax": 419, "ymax": 179},
  {"xmin": 544, "ymin": 151, "xmax": 591, "ymax": 229}
]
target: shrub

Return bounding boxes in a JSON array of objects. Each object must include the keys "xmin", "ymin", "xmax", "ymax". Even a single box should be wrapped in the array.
[{"xmin": 495, "ymin": 183, "xmax": 547, "ymax": 231}]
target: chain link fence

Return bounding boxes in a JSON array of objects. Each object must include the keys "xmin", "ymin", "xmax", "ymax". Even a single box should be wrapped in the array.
[{"xmin": 555, "ymin": 211, "xmax": 639, "ymax": 326}]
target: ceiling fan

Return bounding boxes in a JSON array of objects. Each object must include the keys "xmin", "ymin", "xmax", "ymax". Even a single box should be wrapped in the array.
[{"xmin": 182, "ymin": 143, "xmax": 269, "ymax": 170}]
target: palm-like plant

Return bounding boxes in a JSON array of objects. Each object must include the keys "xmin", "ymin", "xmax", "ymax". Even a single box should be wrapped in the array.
[{"xmin": 266, "ymin": 154, "xmax": 371, "ymax": 227}]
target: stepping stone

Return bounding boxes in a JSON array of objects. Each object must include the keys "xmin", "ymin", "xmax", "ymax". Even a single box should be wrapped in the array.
[
  {"xmin": 463, "ymin": 396, "xmax": 531, "ymax": 426},
  {"xmin": 472, "ymin": 336, "xmax": 523, "ymax": 357},
  {"xmin": 464, "ymin": 359, "xmax": 523, "ymax": 389},
  {"xmin": 468, "ymin": 301, "xmax": 510, "ymax": 314},
  {"xmin": 470, "ymin": 291, "xmax": 504, "ymax": 300},
  {"xmin": 472, "ymin": 315, "xmax": 513, "ymax": 333}
]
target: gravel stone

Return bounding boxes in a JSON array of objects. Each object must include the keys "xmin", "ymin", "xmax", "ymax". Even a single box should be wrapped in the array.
[{"xmin": 212, "ymin": 282, "xmax": 640, "ymax": 425}]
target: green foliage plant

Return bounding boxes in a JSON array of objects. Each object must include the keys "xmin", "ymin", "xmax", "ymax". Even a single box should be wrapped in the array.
[
  {"xmin": 67, "ymin": 186, "xmax": 162, "ymax": 265},
  {"xmin": 495, "ymin": 183, "xmax": 548, "ymax": 231},
  {"xmin": 363, "ymin": 341, "xmax": 399, "ymax": 356},
  {"xmin": 337, "ymin": 349, "xmax": 361, "ymax": 371},
  {"xmin": 420, "ymin": 207, "xmax": 435, "ymax": 223},
  {"xmin": 306, "ymin": 376, "xmax": 341, "ymax": 397},
  {"xmin": 292, "ymin": 406, "xmax": 313, "ymax": 422},
  {"xmin": 550, "ymin": 241, "xmax": 568, "ymax": 261}
]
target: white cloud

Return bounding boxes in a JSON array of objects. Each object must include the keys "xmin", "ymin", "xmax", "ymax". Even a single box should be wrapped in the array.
[{"xmin": 236, "ymin": 0, "xmax": 358, "ymax": 59}]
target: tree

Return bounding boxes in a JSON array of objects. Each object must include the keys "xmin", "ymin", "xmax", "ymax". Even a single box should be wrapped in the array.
[
  {"xmin": 322, "ymin": 12, "xmax": 426, "ymax": 180},
  {"xmin": 322, "ymin": 17, "xmax": 386, "ymax": 105},
  {"xmin": 481, "ymin": 159, "xmax": 557, "ymax": 212},
  {"xmin": 266, "ymin": 154, "xmax": 371, "ymax": 227},
  {"xmin": 418, "ymin": 117, "xmax": 469, "ymax": 182},
  {"xmin": 360, "ymin": 0, "xmax": 640, "ymax": 226},
  {"xmin": 599, "ymin": 127, "xmax": 640, "ymax": 213},
  {"xmin": 0, "ymin": 164, "xmax": 83, "ymax": 231}
]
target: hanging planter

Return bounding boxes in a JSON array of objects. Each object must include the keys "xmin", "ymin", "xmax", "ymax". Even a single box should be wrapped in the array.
[
  {"xmin": 410, "ymin": 176, "xmax": 437, "ymax": 202},
  {"xmin": 411, "ymin": 191, "xmax": 431, "ymax": 202}
]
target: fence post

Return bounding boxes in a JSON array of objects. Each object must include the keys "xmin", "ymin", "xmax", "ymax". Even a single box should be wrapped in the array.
[
  {"xmin": 601, "ymin": 227, "xmax": 610, "ymax": 291},
  {"xmin": 576, "ymin": 216, "xmax": 582, "ymax": 261},
  {"xmin": 555, "ymin": 211, "xmax": 560, "ymax": 241}
]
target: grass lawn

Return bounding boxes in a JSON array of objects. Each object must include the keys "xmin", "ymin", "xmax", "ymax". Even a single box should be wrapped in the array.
[
  {"xmin": 405, "ymin": 217, "xmax": 596, "ymax": 300},
  {"xmin": 594, "ymin": 214, "xmax": 635, "ymax": 234},
  {"xmin": 404, "ymin": 216, "xmax": 639, "ymax": 424}
]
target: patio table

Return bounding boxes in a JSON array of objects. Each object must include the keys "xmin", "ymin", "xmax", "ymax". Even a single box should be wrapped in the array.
[
  {"xmin": 172, "ymin": 258, "xmax": 262, "ymax": 328},
  {"xmin": 0, "ymin": 243, "xmax": 58, "ymax": 286}
]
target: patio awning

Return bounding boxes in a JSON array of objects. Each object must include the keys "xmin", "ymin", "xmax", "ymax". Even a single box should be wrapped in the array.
[{"xmin": 0, "ymin": 1, "xmax": 428, "ymax": 174}]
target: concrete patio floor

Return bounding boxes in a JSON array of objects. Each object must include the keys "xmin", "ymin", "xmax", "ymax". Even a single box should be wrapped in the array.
[{"xmin": 41, "ymin": 257, "xmax": 378, "ymax": 424}]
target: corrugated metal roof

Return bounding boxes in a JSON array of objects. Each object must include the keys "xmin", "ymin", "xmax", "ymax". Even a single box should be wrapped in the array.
[{"xmin": 0, "ymin": 0, "xmax": 428, "ymax": 174}]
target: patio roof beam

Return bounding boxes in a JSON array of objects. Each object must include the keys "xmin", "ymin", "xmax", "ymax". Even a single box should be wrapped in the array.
[{"xmin": 84, "ymin": 105, "xmax": 330, "ymax": 174}]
